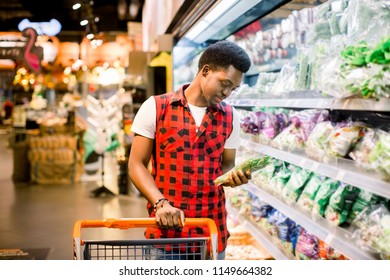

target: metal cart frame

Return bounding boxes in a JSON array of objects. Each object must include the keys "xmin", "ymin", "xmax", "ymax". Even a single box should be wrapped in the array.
[{"xmin": 73, "ymin": 218, "xmax": 218, "ymax": 260}]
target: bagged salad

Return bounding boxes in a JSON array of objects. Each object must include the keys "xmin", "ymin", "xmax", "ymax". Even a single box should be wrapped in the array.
[{"xmin": 351, "ymin": 204, "xmax": 390, "ymax": 260}]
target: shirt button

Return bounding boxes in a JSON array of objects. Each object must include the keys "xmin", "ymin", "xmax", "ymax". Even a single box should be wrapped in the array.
[{"xmin": 191, "ymin": 169, "xmax": 194, "ymax": 174}]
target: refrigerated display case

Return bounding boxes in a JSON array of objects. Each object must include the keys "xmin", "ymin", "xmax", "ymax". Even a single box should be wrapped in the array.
[{"xmin": 168, "ymin": 0, "xmax": 390, "ymax": 260}]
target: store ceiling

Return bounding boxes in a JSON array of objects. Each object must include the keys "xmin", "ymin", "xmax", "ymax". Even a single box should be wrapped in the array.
[
  {"xmin": 0, "ymin": 0, "xmax": 144, "ymax": 41},
  {"xmin": 0, "ymin": 0, "xmax": 328, "ymax": 43}
]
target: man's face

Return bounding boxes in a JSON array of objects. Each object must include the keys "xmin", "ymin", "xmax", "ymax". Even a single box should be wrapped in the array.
[{"xmin": 200, "ymin": 65, "xmax": 243, "ymax": 106}]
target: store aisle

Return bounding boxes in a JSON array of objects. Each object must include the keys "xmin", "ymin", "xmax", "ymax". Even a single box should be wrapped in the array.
[{"xmin": 0, "ymin": 131, "xmax": 148, "ymax": 260}]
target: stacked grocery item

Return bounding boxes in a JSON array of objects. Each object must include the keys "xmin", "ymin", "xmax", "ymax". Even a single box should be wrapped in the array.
[{"xmin": 28, "ymin": 134, "xmax": 83, "ymax": 184}]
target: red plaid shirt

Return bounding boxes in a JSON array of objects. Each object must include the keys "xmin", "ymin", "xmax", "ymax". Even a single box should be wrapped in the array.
[{"xmin": 145, "ymin": 85, "xmax": 233, "ymax": 253}]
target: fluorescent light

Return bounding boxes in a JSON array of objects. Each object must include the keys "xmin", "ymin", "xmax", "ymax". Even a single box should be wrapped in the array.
[
  {"xmin": 203, "ymin": 0, "xmax": 239, "ymax": 23},
  {"xmin": 185, "ymin": 21, "xmax": 209, "ymax": 41},
  {"xmin": 185, "ymin": 0, "xmax": 239, "ymax": 41},
  {"xmin": 184, "ymin": 0, "xmax": 263, "ymax": 43}
]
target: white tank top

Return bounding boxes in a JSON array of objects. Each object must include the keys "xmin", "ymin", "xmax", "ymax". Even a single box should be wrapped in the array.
[{"xmin": 131, "ymin": 96, "xmax": 240, "ymax": 149}]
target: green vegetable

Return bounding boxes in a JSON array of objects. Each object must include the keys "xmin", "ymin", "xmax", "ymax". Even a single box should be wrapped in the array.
[{"xmin": 213, "ymin": 156, "xmax": 271, "ymax": 186}]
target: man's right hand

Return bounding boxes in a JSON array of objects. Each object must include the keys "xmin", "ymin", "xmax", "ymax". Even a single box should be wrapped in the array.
[{"xmin": 155, "ymin": 202, "xmax": 185, "ymax": 230}]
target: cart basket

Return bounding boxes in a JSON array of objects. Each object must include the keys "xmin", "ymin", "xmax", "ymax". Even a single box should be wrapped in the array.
[{"xmin": 73, "ymin": 218, "xmax": 218, "ymax": 260}]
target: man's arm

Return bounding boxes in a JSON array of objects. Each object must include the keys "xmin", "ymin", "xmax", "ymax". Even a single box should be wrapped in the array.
[
  {"xmin": 128, "ymin": 134, "xmax": 160, "ymax": 203},
  {"xmin": 221, "ymin": 148, "xmax": 251, "ymax": 187},
  {"xmin": 128, "ymin": 134, "xmax": 184, "ymax": 228}
]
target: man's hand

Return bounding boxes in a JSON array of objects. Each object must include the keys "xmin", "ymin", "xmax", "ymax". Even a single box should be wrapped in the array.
[
  {"xmin": 222, "ymin": 170, "xmax": 251, "ymax": 188},
  {"xmin": 155, "ymin": 202, "xmax": 185, "ymax": 230}
]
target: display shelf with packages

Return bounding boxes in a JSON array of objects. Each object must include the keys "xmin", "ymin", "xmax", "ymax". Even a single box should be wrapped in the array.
[
  {"xmin": 227, "ymin": 202, "xmax": 294, "ymax": 260},
  {"xmin": 243, "ymin": 182, "xmax": 376, "ymax": 260},
  {"xmin": 240, "ymin": 139, "xmax": 390, "ymax": 199},
  {"xmin": 225, "ymin": 217, "xmax": 274, "ymax": 260},
  {"xmin": 170, "ymin": 0, "xmax": 390, "ymax": 260},
  {"xmin": 227, "ymin": 96, "xmax": 390, "ymax": 111}
]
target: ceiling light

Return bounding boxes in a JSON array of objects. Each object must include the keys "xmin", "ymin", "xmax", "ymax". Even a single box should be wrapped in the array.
[
  {"xmin": 80, "ymin": 19, "xmax": 88, "ymax": 26},
  {"xmin": 91, "ymin": 38, "xmax": 103, "ymax": 48},
  {"xmin": 129, "ymin": 0, "xmax": 141, "ymax": 19},
  {"xmin": 86, "ymin": 33, "xmax": 95, "ymax": 40},
  {"xmin": 72, "ymin": 3, "xmax": 81, "ymax": 10}
]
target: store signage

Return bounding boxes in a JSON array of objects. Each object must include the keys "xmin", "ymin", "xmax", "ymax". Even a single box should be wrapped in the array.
[
  {"xmin": 18, "ymin": 19, "xmax": 62, "ymax": 36},
  {"xmin": 0, "ymin": 28, "xmax": 43, "ymax": 74}
]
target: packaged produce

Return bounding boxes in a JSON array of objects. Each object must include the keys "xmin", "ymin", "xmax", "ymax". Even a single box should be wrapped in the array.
[
  {"xmin": 281, "ymin": 166, "xmax": 313, "ymax": 205},
  {"xmin": 346, "ymin": 0, "xmax": 390, "ymax": 45},
  {"xmin": 297, "ymin": 174, "xmax": 325, "ymax": 212},
  {"xmin": 240, "ymin": 110, "xmax": 290, "ymax": 145},
  {"xmin": 326, "ymin": 121, "xmax": 367, "ymax": 158},
  {"xmin": 272, "ymin": 109, "xmax": 329, "ymax": 151},
  {"xmin": 324, "ymin": 182, "xmax": 360, "ymax": 226},
  {"xmin": 295, "ymin": 228, "xmax": 319, "ymax": 260},
  {"xmin": 305, "ymin": 121, "xmax": 334, "ymax": 161},
  {"xmin": 289, "ymin": 109, "xmax": 330, "ymax": 142},
  {"xmin": 346, "ymin": 189, "xmax": 383, "ymax": 224},
  {"xmin": 349, "ymin": 128, "xmax": 377, "ymax": 168},
  {"xmin": 226, "ymin": 188, "xmax": 249, "ymax": 209},
  {"xmin": 249, "ymin": 196, "xmax": 273, "ymax": 221},
  {"xmin": 213, "ymin": 156, "xmax": 271, "ymax": 186},
  {"xmin": 251, "ymin": 160, "xmax": 278, "ymax": 191},
  {"xmin": 349, "ymin": 128, "xmax": 390, "ymax": 181},
  {"xmin": 318, "ymin": 240, "xmax": 348, "ymax": 260},
  {"xmin": 271, "ymin": 124, "xmax": 305, "ymax": 151},
  {"xmin": 339, "ymin": 35, "xmax": 390, "ymax": 99},
  {"xmin": 240, "ymin": 111, "xmax": 268, "ymax": 139},
  {"xmin": 269, "ymin": 162, "xmax": 292, "ymax": 195},
  {"xmin": 351, "ymin": 204, "xmax": 390, "ymax": 260},
  {"xmin": 369, "ymin": 130, "xmax": 390, "ymax": 180},
  {"xmin": 312, "ymin": 179, "xmax": 340, "ymax": 217},
  {"xmin": 273, "ymin": 212, "xmax": 299, "ymax": 255}
]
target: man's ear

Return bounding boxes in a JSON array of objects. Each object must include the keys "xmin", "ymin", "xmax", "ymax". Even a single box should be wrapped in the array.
[{"xmin": 201, "ymin": 65, "xmax": 209, "ymax": 77}]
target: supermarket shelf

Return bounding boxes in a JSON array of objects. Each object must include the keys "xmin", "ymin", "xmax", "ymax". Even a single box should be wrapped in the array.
[
  {"xmin": 244, "ymin": 183, "xmax": 378, "ymax": 260},
  {"xmin": 240, "ymin": 139, "xmax": 390, "ymax": 199},
  {"xmin": 226, "ymin": 203, "xmax": 294, "ymax": 260},
  {"xmin": 228, "ymin": 98, "xmax": 334, "ymax": 109},
  {"xmin": 332, "ymin": 97, "xmax": 390, "ymax": 111},
  {"xmin": 227, "ymin": 97, "xmax": 390, "ymax": 111}
]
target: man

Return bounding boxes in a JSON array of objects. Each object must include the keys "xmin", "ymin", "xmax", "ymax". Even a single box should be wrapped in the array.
[{"xmin": 128, "ymin": 40, "xmax": 252, "ymax": 259}]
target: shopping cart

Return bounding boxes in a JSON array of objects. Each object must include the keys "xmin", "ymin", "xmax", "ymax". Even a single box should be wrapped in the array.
[{"xmin": 73, "ymin": 218, "xmax": 218, "ymax": 260}]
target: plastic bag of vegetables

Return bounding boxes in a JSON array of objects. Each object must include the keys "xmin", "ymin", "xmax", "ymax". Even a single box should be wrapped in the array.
[{"xmin": 213, "ymin": 156, "xmax": 271, "ymax": 186}]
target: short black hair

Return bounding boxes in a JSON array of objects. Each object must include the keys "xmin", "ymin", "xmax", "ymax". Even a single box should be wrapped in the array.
[{"xmin": 198, "ymin": 40, "xmax": 251, "ymax": 73}]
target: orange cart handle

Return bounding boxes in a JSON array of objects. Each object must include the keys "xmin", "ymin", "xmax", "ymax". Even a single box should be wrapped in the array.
[{"xmin": 73, "ymin": 217, "xmax": 218, "ymax": 239}]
